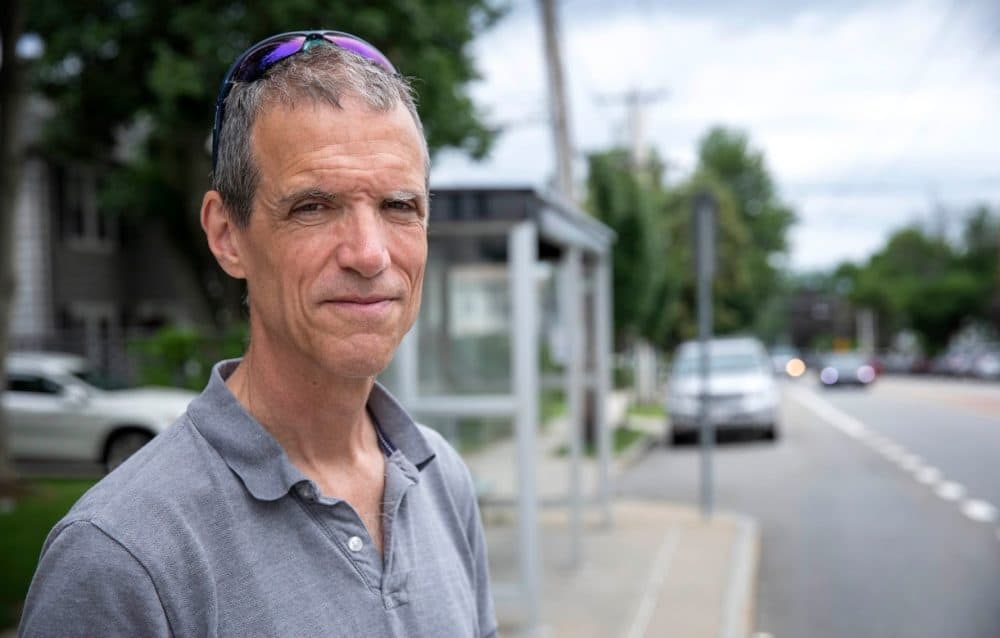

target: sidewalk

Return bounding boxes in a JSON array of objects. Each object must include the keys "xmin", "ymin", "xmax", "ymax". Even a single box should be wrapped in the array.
[{"xmin": 465, "ymin": 394, "xmax": 761, "ymax": 638}]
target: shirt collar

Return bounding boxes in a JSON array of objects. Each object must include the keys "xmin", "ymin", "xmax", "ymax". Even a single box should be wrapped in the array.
[{"xmin": 186, "ymin": 359, "xmax": 436, "ymax": 501}]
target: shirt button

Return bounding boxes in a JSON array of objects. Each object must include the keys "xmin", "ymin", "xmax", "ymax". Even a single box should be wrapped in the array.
[{"xmin": 347, "ymin": 536, "xmax": 364, "ymax": 552}]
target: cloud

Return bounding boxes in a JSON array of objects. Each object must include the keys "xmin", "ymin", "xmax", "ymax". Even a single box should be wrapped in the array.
[{"xmin": 432, "ymin": 0, "xmax": 1000, "ymax": 270}]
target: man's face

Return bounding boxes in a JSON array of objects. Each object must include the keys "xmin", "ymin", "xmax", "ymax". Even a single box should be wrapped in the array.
[{"xmin": 232, "ymin": 98, "xmax": 428, "ymax": 379}]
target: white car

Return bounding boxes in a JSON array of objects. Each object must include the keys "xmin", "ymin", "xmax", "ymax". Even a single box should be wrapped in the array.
[
  {"xmin": 4, "ymin": 352, "xmax": 197, "ymax": 472},
  {"xmin": 666, "ymin": 337, "xmax": 780, "ymax": 443}
]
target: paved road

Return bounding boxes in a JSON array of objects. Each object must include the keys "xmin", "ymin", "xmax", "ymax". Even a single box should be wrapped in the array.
[{"xmin": 618, "ymin": 376, "xmax": 1000, "ymax": 638}]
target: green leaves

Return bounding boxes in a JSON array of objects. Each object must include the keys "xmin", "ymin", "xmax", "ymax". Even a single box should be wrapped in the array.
[
  {"xmin": 842, "ymin": 210, "xmax": 1000, "ymax": 352},
  {"xmin": 23, "ymin": 0, "xmax": 504, "ymax": 325},
  {"xmin": 584, "ymin": 127, "xmax": 795, "ymax": 350}
]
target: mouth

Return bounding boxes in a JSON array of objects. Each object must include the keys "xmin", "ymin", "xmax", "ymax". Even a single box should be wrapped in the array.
[{"xmin": 322, "ymin": 295, "xmax": 398, "ymax": 317}]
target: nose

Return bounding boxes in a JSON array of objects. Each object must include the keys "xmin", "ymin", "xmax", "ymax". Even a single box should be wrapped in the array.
[{"xmin": 335, "ymin": 206, "xmax": 390, "ymax": 278}]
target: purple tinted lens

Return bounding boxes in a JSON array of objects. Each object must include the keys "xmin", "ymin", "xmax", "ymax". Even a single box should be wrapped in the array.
[
  {"xmin": 229, "ymin": 32, "xmax": 394, "ymax": 84},
  {"xmin": 325, "ymin": 34, "xmax": 396, "ymax": 73},
  {"xmin": 230, "ymin": 36, "xmax": 306, "ymax": 82}
]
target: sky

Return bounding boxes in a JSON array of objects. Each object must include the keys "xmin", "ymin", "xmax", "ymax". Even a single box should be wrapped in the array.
[{"xmin": 430, "ymin": 0, "xmax": 1000, "ymax": 272}]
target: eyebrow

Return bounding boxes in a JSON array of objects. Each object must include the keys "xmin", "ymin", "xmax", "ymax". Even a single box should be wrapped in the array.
[
  {"xmin": 384, "ymin": 190, "xmax": 428, "ymax": 207},
  {"xmin": 275, "ymin": 189, "xmax": 428, "ymax": 208},
  {"xmin": 275, "ymin": 189, "xmax": 340, "ymax": 209}
]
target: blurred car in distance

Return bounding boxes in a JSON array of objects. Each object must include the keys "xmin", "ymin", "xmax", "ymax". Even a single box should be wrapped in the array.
[
  {"xmin": 666, "ymin": 337, "xmax": 779, "ymax": 443},
  {"xmin": 769, "ymin": 345, "xmax": 806, "ymax": 378},
  {"xmin": 970, "ymin": 344, "xmax": 1000, "ymax": 380},
  {"xmin": 818, "ymin": 352, "xmax": 877, "ymax": 387},
  {"xmin": 880, "ymin": 351, "xmax": 930, "ymax": 375},
  {"xmin": 3, "ymin": 351, "xmax": 197, "ymax": 472}
]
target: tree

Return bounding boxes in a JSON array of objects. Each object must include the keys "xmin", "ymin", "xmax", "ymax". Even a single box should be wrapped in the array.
[
  {"xmin": 585, "ymin": 148, "xmax": 663, "ymax": 348},
  {"xmin": 959, "ymin": 205, "xmax": 1000, "ymax": 324},
  {"xmin": 694, "ymin": 127, "xmax": 796, "ymax": 334},
  {"xmin": 24, "ymin": 1, "xmax": 504, "ymax": 322},
  {"xmin": 844, "ymin": 217, "xmax": 996, "ymax": 353},
  {"xmin": 584, "ymin": 128, "xmax": 796, "ymax": 353},
  {"xmin": 0, "ymin": 0, "xmax": 26, "ymax": 488}
]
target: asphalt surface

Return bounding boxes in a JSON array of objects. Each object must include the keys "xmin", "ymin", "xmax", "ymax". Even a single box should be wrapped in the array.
[{"xmin": 618, "ymin": 375, "xmax": 1000, "ymax": 638}]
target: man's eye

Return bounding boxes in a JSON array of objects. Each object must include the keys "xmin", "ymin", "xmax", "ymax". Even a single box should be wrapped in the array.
[
  {"xmin": 292, "ymin": 203, "xmax": 325, "ymax": 216},
  {"xmin": 385, "ymin": 199, "xmax": 416, "ymax": 211}
]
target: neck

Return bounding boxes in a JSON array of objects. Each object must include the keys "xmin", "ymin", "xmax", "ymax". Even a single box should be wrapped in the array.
[{"xmin": 225, "ymin": 339, "xmax": 379, "ymax": 471}]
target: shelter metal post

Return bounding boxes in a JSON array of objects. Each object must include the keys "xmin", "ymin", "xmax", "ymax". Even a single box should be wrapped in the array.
[
  {"xmin": 594, "ymin": 255, "xmax": 614, "ymax": 526},
  {"xmin": 509, "ymin": 221, "xmax": 541, "ymax": 628},
  {"xmin": 396, "ymin": 329, "xmax": 418, "ymax": 407},
  {"xmin": 560, "ymin": 246, "xmax": 585, "ymax": 565}
]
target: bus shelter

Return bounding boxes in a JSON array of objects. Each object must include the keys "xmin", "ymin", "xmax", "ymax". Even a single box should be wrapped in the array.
[{"xmin": 381, "ymin": 187, "xmax": 615, "ymax": 629}]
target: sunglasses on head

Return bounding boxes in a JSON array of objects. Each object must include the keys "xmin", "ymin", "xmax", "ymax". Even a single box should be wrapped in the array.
[{"xmin": 211, "ymin": 30, "xmax": 397, "ymax": 171}]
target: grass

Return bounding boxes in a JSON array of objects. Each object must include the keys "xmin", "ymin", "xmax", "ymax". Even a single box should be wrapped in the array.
[
  {"xmin": 0, "ymin": 479, "xmax": 95, "ymax": 629},
  {"xmin": 540, "ymin": 388, "xmax": 567, "ymax": 427},
  {"xmin": 627, "ymin": 402, "xmax": 666, "ymax": 419},
  {"xmin": 554, "ymin": 425, "xmax": 647, "ymax": 458}
]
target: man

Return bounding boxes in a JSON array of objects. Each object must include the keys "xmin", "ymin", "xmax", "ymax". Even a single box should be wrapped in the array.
[{"xmin": 20, "ymin": 31, "xmax": 498, "ymax": 637}]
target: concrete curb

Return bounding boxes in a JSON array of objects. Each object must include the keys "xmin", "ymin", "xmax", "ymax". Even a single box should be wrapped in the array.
[
  {"xmin": 614, "ymin": 429, "xmax": 660, "ymax": 474},
  {"xmin": 719, "ymin": 514, "xmax": 761, "ymax": 638}
]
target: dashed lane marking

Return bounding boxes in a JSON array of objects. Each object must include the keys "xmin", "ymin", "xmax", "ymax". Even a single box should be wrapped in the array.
[
  {"xmin": 936, "ymin": 481, "xmax": 966, "ymax": 502},
  {"xmin": 916, "ymin": 467, "xmax": 942, "ymax": 486},
  {"xmin": 900, "ymin": 454, "xmax": 923, "ymax": 472},
  {"xmin": 961, "ymin": 500, "xmax": 999, "ymax": 523},
  {"xmin": 786, "ymin": 386, "xmax": 999, "ymax": 532}
]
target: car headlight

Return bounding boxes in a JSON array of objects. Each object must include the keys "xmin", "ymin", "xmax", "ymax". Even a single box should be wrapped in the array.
[{"xmin": 668, "ymin": 395, "xmax": 699, "ymax": 414}]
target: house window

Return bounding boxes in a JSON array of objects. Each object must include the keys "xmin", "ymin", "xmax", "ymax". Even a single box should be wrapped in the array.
[
  {"xmin": 52, "ymin": 163, "xmax": 116, "ymax": 250},
  {"xmin": 59, "ymin": 302, "xmax": 120, "ymax": 375}
]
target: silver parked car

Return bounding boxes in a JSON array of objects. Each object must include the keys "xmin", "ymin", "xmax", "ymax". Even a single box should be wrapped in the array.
[
  {"xmin": 666, "ymin": 337, "xmax": 780, "ymax": 444},
  {"xmin": 3, "ymin": 352, "xmax": 197, "ymax": 472}
]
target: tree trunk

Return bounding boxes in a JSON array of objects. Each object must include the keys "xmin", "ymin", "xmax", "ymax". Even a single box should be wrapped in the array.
[{"xmin": 0, "ymin": 0, "xmax": 26, "ymax": 490}]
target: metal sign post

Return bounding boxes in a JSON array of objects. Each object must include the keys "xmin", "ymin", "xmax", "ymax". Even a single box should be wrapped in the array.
[{"xmin": 693, "ymin": 191, "xmax": 717, "ymax": 519}]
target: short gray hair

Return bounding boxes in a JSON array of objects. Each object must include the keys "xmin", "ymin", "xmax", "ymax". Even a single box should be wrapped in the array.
[{"xmin": 212, "ymin": 45, "xmax": 428, "ymax": 228}]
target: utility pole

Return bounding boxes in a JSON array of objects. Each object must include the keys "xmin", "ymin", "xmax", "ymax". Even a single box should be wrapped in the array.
[
  {"xmin": 595, "ymin": 88, "xmax": 669, "ymax": 169},
  {"xmin": 538, "ymin": 0, "xmax": 575, "ymax": 200}
]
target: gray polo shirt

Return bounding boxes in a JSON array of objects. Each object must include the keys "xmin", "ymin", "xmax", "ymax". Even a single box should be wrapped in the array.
[{"xmin": 19, "ymin": 360, "xmax": 498, "ymax": 637}]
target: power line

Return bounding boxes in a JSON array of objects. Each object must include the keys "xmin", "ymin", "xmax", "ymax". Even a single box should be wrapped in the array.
[{"xmin": 866, "ymin": 6, "xmax": 1000, "ymax": 185}]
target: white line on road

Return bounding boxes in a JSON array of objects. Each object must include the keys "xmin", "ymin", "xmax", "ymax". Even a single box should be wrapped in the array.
[
  {"xmin": 899, "ymin": 454, "xmax": 922, "ymax": 472},
  {"xmin": 625, "ymin": 528, "xmax": 679, "ymax": 638},
  {"xmin": 786, "ymin": 386, "xmax": 995, "ymax": 530},
  {"xmin": 916, "ymin": 467, "xmax": 942, "ymax": 486},
  {"xmin": 936, "ymin": 481, "xmax": 966, "ymax": 502},
  {"xmin": 961, "ymin": 500, "xmax": 999, "ymax": 523},
  {"xmin": 879, "ymin": 443, "xmax": 907, "ymax": 463}
]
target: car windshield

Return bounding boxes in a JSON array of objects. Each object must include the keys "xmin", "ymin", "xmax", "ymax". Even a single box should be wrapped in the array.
[
  {"xmin": 71, "ymin": 369, "xmax": 130, "ymax": 391},
  {"xmin": 673, "ymin": 352, "xmax": 765, "ymax": 376},
  {"xmin": 825, "ymin": 353, "xmax": 866, "ymax": 367}
]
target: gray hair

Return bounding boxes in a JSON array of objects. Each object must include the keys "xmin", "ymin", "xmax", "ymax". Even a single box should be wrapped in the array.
[{"xmin": 212, "ymin": 45, "xmax": 429, "ymax": 228}]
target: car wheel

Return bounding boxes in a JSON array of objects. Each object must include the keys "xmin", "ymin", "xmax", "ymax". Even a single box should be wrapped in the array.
[
  {"xmin": 104, "ymin": 430, "xmax": 154, "ymax": 473},
  {"xmin": 763, "ymin": 423, "xmax": 780, "ymax": 441}
]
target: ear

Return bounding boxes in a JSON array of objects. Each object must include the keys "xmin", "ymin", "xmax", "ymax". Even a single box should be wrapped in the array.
[{"xmin": 201, "ymin": 190, "xmax": 247, "ymax": 280}]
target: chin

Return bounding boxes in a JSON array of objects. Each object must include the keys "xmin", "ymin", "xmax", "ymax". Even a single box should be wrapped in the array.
[{"xmin": 314, "ymin": 337, "xmax": 398, "ymax": 380}]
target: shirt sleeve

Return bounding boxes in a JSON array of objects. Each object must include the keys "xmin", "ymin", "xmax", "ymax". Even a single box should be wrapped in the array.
[{"xmin": 19, "ymin": 520, "xmax": 172, "ymax": 637}]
